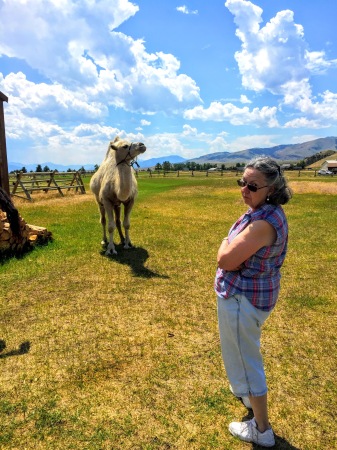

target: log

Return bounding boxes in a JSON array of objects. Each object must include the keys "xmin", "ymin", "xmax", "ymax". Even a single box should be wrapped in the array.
[
  {"xmin": 1, "ymin": 229, "xmax": 11, "ymax": 240},
  {"xmin": 0, "ymin": 209, "xmax": 52, "ymax": 255}
]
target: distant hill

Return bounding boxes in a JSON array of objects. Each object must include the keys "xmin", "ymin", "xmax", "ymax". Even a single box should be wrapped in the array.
[
  {"xmin": 137, "ymin": 155, "xmax": 186, "ymax": 169},
  {"xmin": 8, "ymin": 162, "xmax": 96, "ymax": 172},
  {"xmin": 306, "ymin": 151, "xmax": 337, "ymax": 169},
  {"xmin": 189, "ymin": 136, "xmax": 337, "ymax": 164}
]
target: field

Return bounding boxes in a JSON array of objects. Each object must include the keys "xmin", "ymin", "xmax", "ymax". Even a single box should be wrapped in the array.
[{"xmin": 0, "ymin": 172, "xmax": 336, "ymax": 449}]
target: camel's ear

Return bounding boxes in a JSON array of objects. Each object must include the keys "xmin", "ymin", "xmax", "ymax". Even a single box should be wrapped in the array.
[
  {"xmin": 105, "ymin": 141, "xmax": 116, "ymax": 159},
  {"xmin": 108, "ymin": 137, "xmax": 120, "ymax": 152}
]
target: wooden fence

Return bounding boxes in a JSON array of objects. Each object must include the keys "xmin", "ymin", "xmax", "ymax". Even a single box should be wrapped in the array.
[
  {"xmin": 10, "ymin": 170, "xmax": 86, "ymax": 200},
  {"xmin": 135, "ymin": 168, "xmax": 328, "ymax": 179},
  {"xmin": 136, "ymin": 169, "xmax": 243, "ymax": 178}
]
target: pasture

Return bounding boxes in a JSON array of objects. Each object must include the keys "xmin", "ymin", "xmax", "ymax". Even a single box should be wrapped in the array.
[{"xmin": 0, "ymin": 172, "xmax": 336, "ymax": 449}]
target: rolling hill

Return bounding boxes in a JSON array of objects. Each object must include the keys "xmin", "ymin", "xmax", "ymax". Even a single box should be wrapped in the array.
[
  {"xmin": 190, "ymin": 136, "xmax": 337, "ymax": 164},
  {"xmin": 306, "ymin": 151, "xmax": 337, "ymax": 169}
]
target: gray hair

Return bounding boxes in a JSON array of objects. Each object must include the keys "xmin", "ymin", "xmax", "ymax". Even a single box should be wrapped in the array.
[{"xmin": 245, "ymin": 156, "xmax": 293, "ymax": 205}]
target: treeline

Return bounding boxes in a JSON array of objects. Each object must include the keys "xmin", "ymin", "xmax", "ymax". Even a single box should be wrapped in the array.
[
  {"xmin": 10, "ymin": 164, "xmax": 99, "ymax": 174},
  {"xmin": 303, "ymin": 150, "xmax": 335, "ymax": 166},
  {"xmin": 151, "ymin": 161, "xmax": 245, "ymax": 171}
]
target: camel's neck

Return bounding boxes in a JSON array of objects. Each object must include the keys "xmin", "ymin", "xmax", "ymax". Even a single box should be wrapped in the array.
[{"xmin": 116, "ymin": 164, "xmax": 133, "ymax": 201}]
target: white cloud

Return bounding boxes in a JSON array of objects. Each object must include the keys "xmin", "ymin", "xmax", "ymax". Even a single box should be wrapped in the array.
[
  {"xmin": 281, "ymin": 81, "xmax": 337, "ymax": 122},
  {"xmin": 182, "ymin": 124, "xmax": 198, "ymax": 136},
  {"xmin": 184, "ymin": 102, "xmax": 279, "ymax": 127},
  {"xmin": 305, "ymin": 50, "xmax": 337, "ymax": 74},
  {"xmin": 0, "ymin": 0, "xmax": 140, "ymax": 86},
  {"xmin": 240, "ymin": 94, "xmax": 251, "ymax": 104},
  {"xmin": 176, "ymin": 6, "xmax": 198, "ymax": 15},
  {"xmin": 225, "ymin": 0, "xmax": 308, "ymax": 94},
  {"xmin": 0, "ymin": 0, "xmax": 205, "ymax": 164},
  {"xmin": 1, "ymin": 72, "xmax": 107, "ymax": 122},
  {"xmin": 225, "ymin": 0, "xmax": 337, "ymax": 128},
  {"xmin": 283, "ymin": 118, "xmax": 329, "ymax": 129},
  {"xmin": 141, "ymin": 119, "xmax": 151, "ymax": 126},
  {"xmin": 0, "ymin": 0, "xmax": 202, "ymax": 117}
]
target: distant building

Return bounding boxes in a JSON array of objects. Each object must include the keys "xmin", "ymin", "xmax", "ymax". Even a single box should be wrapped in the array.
[{"xmin": 321, "ymin": 160, "xmax": 337, "ymax": 173}]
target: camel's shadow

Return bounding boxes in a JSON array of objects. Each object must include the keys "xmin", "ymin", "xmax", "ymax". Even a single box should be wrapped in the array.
[{"xmin": 101, "ymin": 244, "xmax": 169, "ymax": 279}]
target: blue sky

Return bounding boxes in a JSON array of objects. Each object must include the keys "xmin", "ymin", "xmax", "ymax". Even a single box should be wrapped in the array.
[{"xmin": 1, "ymin": 0, "xmax": 337, "ymax": 166}]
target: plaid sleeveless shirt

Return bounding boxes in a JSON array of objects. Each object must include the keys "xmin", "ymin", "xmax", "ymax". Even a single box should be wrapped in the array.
[{"xmin": 214, "ymin": 203, "xmax": 288, "ymax": 311}]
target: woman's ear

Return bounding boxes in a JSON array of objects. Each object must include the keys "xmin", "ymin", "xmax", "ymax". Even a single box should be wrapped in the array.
[{"xmin": 267, "ymin": 186, "xmax": 275, "ymax": 197}]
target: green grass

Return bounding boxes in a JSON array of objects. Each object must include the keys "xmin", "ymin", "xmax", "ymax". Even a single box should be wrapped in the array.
[{"xmin": 0, "ymin": 174, "xmax": 336, "ymax": 449}]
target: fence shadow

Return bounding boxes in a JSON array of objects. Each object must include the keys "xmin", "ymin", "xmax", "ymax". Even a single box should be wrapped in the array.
[
  {"xmin": 101, "ymin": 244, "xmax": 169, "ymax": 279},
  {"xmin": 0, "ymin": 340, "xmax": 31, "ymax": 359}
]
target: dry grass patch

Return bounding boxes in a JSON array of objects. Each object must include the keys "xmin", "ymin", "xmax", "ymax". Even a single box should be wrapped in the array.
[{"xmin": 289, "ymin": 180, "xmax": 337, "ymax": 195}]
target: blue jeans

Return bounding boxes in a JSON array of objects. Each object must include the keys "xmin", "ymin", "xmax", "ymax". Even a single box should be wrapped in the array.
[{"xmin": 217, "ymin": 294, "xmax": 271, "ymax": 398}]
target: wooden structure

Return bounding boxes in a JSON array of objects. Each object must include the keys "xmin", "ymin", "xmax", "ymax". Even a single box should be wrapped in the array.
[
  {"xmin": 0, "ymin": 92, "xmax": 9, "ymax": 195},
  {"xmin": 10, "ymin": 170, "xmax": 86, "ymax": 200}
]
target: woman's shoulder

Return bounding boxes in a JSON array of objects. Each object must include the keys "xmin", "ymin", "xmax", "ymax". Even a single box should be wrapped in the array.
[{"xmin": 252, "ymin": 204, "xmax": 287, "ymax": 230}]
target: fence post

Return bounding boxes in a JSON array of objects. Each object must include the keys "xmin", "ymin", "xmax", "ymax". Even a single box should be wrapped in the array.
[{"xmin": 0, "ymin": 91, "xmax": 10, "ymax": 195}]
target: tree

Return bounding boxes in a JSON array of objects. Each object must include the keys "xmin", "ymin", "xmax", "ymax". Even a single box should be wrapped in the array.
[
  {"xmin": 21, "ymin": 166, "xmax": 27, "ymax": 173},
  {"xmin": 43, "ymin": 165, "xmax": 50, "ymax": 172},
  {"xmin": 162, "ymin": 161, "xmax": 171, "ymax": 171},
  {"xmin": 36, "ymin": 164, "xmax": 43, "ymax": 172},
  {"xmin": 155, "ymin": 163, "xmax": 162, "ymax": 171},
  {"xmin": 173, "ymin": 163, "xmax": 185, "ymax": 171}
]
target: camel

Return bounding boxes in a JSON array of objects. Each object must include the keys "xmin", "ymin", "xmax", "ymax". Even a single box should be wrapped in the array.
[{"xmin": 90, "ymin": 136, "xmax": 146, "ymax": 255}]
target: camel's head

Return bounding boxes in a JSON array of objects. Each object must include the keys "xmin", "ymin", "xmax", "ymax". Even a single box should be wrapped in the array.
[{"xmin": 109, "ymin": 136, "xmax": 146, "ymax": 166}]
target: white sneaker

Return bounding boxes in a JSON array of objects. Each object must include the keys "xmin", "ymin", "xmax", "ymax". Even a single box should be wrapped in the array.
[
  {"xmin": 229, "ymin": 385, "xmax": 252, "ymax": 409},
  {"xmin": 229, "ymin": 418, "xmax": 275, "ymax": 447}
]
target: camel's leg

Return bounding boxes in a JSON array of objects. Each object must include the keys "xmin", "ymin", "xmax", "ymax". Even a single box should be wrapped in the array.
[
  {"xmin": 123, "ymin": 198, "xmax": 134, "ymax": 249},
  {"xmin": 114, "ymin": 204, "xmax": 125, "ymax": 244},
  {"xmin": 103, "ymin": 200, "xmax": 117, "ymax": 255},
  {"xmin": 98, "ymin": 201, "xmax": 108, "ymax": 246}
]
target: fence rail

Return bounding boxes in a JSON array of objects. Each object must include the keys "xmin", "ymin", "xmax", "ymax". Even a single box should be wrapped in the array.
[
  {"xmin": 135, "ymin": 168, "xmax": 328, "ymax": 178},
  {"xmin": 10, "ymin": 170, "xmax": 86, "ymax": 200}
]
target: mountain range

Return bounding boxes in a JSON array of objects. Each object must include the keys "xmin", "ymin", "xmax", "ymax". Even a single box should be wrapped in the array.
[
  {"xmin": 8, "ymin": 161, "xmax": 97, "ymax": 173},
  {"xmin": 189, "ymin": 136, "xmax": 337, "ymax": 164},
  {"xmin": 8, "ymin": 136, "xmax": 337, "ymax": 172},
  {"xmin": 137, "ymin": 155, "xmax": 185, "ymax": 168}
]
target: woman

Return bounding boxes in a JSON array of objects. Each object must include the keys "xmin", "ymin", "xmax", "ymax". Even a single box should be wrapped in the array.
[{"xmin": 215, "ymin": 157, "xmax": 292, "ymax": 447}]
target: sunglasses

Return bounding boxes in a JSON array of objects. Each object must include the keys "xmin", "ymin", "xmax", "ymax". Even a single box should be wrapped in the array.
[{"xmin": 237, "ymin": 179, "xmax": 269, "ymax": 192}]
